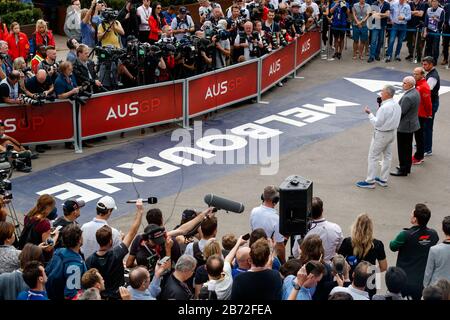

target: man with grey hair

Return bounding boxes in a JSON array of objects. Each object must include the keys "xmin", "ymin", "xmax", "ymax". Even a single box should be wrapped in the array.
[
  {"xmin": 391, "ymin": 76, "xmax": 420, "ymax": 177},
  {"xmin": 159, "ymin": 254, "xmax": 196, "ymax": 300},
  {"xmin": 356, "ymin": 85, "xmax": 401, "ymax": 188}
]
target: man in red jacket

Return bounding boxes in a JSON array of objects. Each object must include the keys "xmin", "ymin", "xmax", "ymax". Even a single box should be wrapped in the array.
[
  {"xmin": 7, "ymin": 22, "xmax": 30, "ymax": 61},
  {"xmin": 412, "ymin": 67, "xmax": 432, "ymax": 165}
]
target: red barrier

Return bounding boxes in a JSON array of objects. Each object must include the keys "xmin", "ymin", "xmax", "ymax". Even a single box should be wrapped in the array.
[
  {"xmin": 296, "ymin": 31, "xmax": 321, "ymax": 68},
  {"xmin": 0, "ymin": 101, "xmax": 75, "ymax": 144},
  {"xmin": 187, "ymin": 60, "xmax": 258, "ymax": 117},
  {"xmin": 80, "ymin": 81, "xmax": 183, "ymax": 138},
  {"xmin": 261, "ymin": 41, "xmax": 296, "ymax": 92}
]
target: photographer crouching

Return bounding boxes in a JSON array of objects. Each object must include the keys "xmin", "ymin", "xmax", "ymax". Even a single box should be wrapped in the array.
[{"xmin": 0, "ymin": 121, "xmax": 34, "ymax": 173}]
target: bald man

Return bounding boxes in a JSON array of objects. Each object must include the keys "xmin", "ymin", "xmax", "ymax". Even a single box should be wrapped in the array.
[
  {"xmin": 232, "ymin": 246, "xmax": 251, "ymax": 278},
  {"xmin": 391, "ymin": 76, "xmax": 420, "ymax": 176},
  {"xmin": 25, "ymin": 69, "xmax": 54, "ymax": 98}
]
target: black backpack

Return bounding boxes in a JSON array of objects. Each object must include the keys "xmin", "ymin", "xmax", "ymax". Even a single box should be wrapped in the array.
[
  {"xmin": 193, "ymin": 242, "xmax": 206, "ymax": 266},
  {"xmin": 17, "ymin": 219, "xmax": 42, "ymax": 249}
]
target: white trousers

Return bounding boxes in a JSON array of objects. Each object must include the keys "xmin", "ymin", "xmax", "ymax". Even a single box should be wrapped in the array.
[{"xmin": 366, "ymin": 130, "xmax": 396, "ymax": 183}]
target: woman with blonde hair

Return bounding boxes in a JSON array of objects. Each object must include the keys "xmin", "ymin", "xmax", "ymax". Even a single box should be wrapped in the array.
[
  {"xmin": 338, "ymin": 213, "xmax": 388, "ymax": 274},
  {"xmin": 194, "ymin": 239, "xmax": 222, "ymax": 298},
  {"xmin": 29, "ymin": 19, "xmax": 55, "ymax": 56},
  {"xmin": 17, "ymin": 194, "xmax": 56, "ymax": 249}
]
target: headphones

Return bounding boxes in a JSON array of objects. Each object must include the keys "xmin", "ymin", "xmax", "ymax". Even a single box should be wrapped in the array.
[{"xmin": 261, "ymin": 189, "xmax": 279, "ymax": 205}]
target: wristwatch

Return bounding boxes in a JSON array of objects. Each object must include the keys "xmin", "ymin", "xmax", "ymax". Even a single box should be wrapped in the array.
[{"xmin": 292, "ymin": 281, "xmax": 301, "ymax": 291}]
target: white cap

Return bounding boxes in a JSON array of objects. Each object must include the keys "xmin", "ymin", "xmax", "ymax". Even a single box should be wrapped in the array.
[{"xmin": 96, "ymin": 196, "xmax": 117, "ymax": 210}]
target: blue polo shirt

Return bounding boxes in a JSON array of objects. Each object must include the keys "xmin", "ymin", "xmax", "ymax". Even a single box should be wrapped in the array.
[
  {"xmin": 17, "ymin": 290, "xmax": 48, "ymax": 300},
  {"xmin": 54, "ymin": 73, "xmax": 78, "ymax": 97}
]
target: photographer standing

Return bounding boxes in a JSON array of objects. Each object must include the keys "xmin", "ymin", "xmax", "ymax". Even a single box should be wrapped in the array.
[
  {"xmin": 37, "ymin": 46, "xmax": 59, "ymax": 83},
  {"xmin": 423, "ymin": 0, "xmax": 444, "ymax": 65},
  {"xmin": 330, "ymin": 0, "xmax": 349, "ymax": 60},
  {"xmin": 367, "ymin": 0, "xmax": 390, "ymax": 63},
  {"xmin": 214, "ymin": 20, "xmax": 231, "ymax": 69},
  {"xmin": 0, "ymin": 71, "xmax": 22, "ymax": 105},
  {"xmin": 73, "ymin": 44, "xmax": 103, "ymax": 93},
  {"xmin": 171, "ymin": 7, "xmax": 195, "ymax": 41},
  {"xmin": 137, "ymin": 0, "xmax": 152, "ymax": 42},
  {"xmin": 352, "ymin": 0, "xmax": 371, "ymax": 60},
  {"xmin": 263, "ymin": 10, "xmax": 281, "ymax": 51},
  {"xmin": 234, "ymin": 21, "xmax": 263, "ymax": 61},
  {"xmin": 98, "ymin": 15, "xmax": 125, "ymax": 48}
]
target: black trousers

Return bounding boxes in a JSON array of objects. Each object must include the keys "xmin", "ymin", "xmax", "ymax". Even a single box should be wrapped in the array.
[
  {"xmin": 413, "ymin": 117, "xmax": 426, "ymax": 161},
  {"xmin": 397, "ymin": 131, "xmax": 413, "ymax": 173}
]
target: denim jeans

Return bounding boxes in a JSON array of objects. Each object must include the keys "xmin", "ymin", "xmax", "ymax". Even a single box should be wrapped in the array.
[
  {"xmin": 386, "ymin": 24, "xmax": 407, "ymax": 58},
  {"xmin": 424, "ymin": 99, "xmax": 439, "ymax": 153},
  {"xmin": 370, "ymin": 28, "xmax": 385, "ymax": 59}
]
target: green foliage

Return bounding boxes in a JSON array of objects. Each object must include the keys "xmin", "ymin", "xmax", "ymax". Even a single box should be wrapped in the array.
[
  {"xmin": 0, "ymin": 0, "xmax": 34, "ymax": 15},
  {"xmin": 1, "ymin": 7, "xmax": 43, "ymax": 27}
]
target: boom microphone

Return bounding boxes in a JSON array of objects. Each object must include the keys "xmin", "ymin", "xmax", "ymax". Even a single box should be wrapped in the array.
[
  {"xmin": 126, "ymin": 197, "xmax": 158, "ymax": 204},
  {"xmin": 204, "ymin": 194, "xmax": 245, "ymax": 213}
]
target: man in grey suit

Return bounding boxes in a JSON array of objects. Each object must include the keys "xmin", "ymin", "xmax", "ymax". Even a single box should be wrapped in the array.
[{"xmin": 391, "ymin": 76, "xmax": 420, "ymax": 176}]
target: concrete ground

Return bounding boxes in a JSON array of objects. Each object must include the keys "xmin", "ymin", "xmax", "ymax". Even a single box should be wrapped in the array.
[{"xmin": 20, "ymin": 35, "xmax": 450, "ymax": 292}]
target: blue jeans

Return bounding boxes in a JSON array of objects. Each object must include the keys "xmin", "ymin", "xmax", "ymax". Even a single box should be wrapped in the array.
[
  {"xmin": 424, "ymin": 99, "xmax": 439, "ymax": 153},
  {"xmin": 370, "ymin": 28, "xmax": 385, "ymax": 59},
  {"xmin": 386, "ymin": 24, "xmax": 407, "ymax": 58}
]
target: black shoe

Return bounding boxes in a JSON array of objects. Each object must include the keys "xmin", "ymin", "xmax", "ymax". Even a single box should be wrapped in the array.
[
  {"xmin": 35, "ymin": 145, "xmax": 46, "ymax": 153},
  {"xmin": 385, "ymin": 57, "xmax": 391, "ymax": 62},
  {"xmin": 30, "ymin": 153, "xmax": 39, "ymax": 160},
  {"xmin": 82, "ymin": 142, "xmax": 94, "ymax": 148},
  {"xmin": 395, "ymin": 56, "xmax": 401, "ymax": 61},
  {"xmin": 405, "ymin": 55, "xmax": 413, "ymax": 60},
  {"xmin": 390, "ymin": 169, "xmax": 408, "ymax": 176},
  {"xmin": 375, "ymin": 56, "xmax": 380, "ymax": 61},
  {"xmin": 16, "ymin": 165, "xmax": 32, "ymax": 173},
  {"xmin": 42, "ymin": 144, "xmax": 52, "ymax": 150},
  {"xmin": 332, "ymin": 53, "xmax": 337, "ymax": 58},
  {"xmin": 367, "ymin": 57, "xmax": 374, "ymax": 63},
  {"xmin": 65, "ymin": 142, "xmax": 75, "ymax": 150},
  {"xmin": 337, "ymin": 53, "xmax": 341, "ymax": 60}
]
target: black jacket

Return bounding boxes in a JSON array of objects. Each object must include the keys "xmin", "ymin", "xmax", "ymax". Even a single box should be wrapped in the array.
[{"xmin": 73, "ymin": 58, "xmax": 98, "ymax": 87}]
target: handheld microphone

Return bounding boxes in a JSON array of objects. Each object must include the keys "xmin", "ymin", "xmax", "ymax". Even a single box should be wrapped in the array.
[
  {"xmin": 204, "ymin": 194, "xmax": 245, "ymax": 213},
  {"xmin": 126, "ymin": 197, "xmax": 158, "ymax": 204}
]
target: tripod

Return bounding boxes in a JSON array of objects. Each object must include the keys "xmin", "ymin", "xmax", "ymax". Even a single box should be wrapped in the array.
[{"xmin": 5, "ymin": 199, "xmax": 22, "ymax": 240}]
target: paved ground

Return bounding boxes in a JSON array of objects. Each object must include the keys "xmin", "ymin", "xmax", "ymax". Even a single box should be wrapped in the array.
[{"xmin": 11, "ymin": 35, "xmax": 450, "ymax": 293}]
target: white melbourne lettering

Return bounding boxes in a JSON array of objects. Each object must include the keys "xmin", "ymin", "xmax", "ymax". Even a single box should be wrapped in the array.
[
  {"xmin": 37, "ymin": 182, "xmax": 102, "ymax": 203},
  {"xmin": 117, "ymin": 156, "xmax": 180, "ymax": 177},
  {"xmin": 77, "ymin": 169, "xmax": 144, "ymax": 193}
]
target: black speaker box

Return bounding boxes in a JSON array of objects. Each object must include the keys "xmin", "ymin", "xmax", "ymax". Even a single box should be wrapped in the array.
[{"xmin": 279, "ymin": 175, "xmax": 313, "ymax": 236}]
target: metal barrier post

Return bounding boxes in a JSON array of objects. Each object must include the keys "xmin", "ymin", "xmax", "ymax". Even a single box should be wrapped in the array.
[
  {"xmin": 74, "ymin": 100, "xmax": 82, "ymax": 153},
  {"xmin": 257, "ymin": 57, "xmax": 269, "ymax": 104},
  {"xmin": 413, "ymin": 28, "xmax": 419, "ymax": 64},
  {"xmin": 382, "ymin": 27, "xmax": 387, "ymax": 59},
  {"xmin": 327, "ymin": 27, "xmax": 334, "ymax": 61},
  {"xmin": 182, "ymin": 79, "xmax": 189, "ymax": 129}
]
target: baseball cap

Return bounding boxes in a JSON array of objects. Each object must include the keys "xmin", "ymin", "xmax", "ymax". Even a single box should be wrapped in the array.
[
  {"xmin": 144, "ymin": 224, "xmax": 166, "ymax": 245},
  {"xmin": 63, "ymin": 199, "xmax": 86, "ymax": 214},
  {"xmin": 179, "ymin": 6, "xmax": 187, "ymax": 13},
  {"xmin": 96, "ymin": 196, "xmax": 117, "ymax": 210}
]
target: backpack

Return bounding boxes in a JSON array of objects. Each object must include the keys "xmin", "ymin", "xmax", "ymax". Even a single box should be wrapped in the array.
[
  {"xmin": 17, "ymin": 219, "xmax": 41, "ymax": 250},
  {"xmin": 193, "ymin": 242, "xmax": 206, "ymax": 266},
  {"xmin": 45, "ymin": 249, "xmax": 79, "ymax": 300}
]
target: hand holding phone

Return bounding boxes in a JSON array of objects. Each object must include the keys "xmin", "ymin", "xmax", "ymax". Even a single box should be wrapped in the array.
[{"xmin": 242, "ymin": 233, "xmax": 250, "ymax": 241}]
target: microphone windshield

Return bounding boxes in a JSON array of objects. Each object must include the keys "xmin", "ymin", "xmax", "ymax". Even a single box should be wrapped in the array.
[{"xmin": 204, "ymin": 194, "xmax": 244, "ymax": 213}]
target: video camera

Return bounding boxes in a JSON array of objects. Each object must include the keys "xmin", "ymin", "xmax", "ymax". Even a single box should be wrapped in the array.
[
  {"xmin": 95, "ymin": 46, "xmax": 127, "ymax": 63},
  {"xmin": 0, "ymin": 161, "xmax": 12, "ymax": 195},
  {"xmin": 101, "ymin": 8, "xmax": 119, "ymax": 23}
]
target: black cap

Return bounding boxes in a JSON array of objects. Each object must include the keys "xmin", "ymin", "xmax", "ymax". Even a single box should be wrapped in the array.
[
  {"xmin": 144, "ymin": 224, "xmax": 166, "ymax": 245},
  {"xmin": 63, "ymin": 199, "xmax": 85, "ymax": 215},
  {"xmin": 179, "ymin": 6, "xmax": 187, "ymax": 13}
]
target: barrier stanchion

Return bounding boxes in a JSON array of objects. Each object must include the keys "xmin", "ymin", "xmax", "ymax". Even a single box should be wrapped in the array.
[
  {"xmin": 412, "ymin": 27, "xmax": 420, "ymax": 64},
  {"xmin": 327, "ymin": 27, "xmax": 334, "ymax": 61},
  {"xmin": 182, "ymin": 79, "xmax": 190, "ymax": 129},
  {"xmin": 74, "ymin": 100, "xmax": 82, "ymax": 154}
]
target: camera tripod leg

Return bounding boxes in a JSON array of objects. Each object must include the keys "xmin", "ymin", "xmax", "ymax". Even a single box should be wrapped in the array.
[
  {"xmin": 6, "ymin": 202, "xmax": 22, "ymax": 239},
  {"xmin": 413, "ymin": 29, "xmax": 419, "ymax": 63}
]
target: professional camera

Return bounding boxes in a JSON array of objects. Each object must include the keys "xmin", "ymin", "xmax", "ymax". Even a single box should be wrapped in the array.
[
  {"xmin": 339, "ymin": 1, "xmax": 347, "ymax": 8},
  {"xmin": 95, "ymin": 46, "xmax": 127, "ymax": 63},
  {"xmin": 0, "ymin": 53, "xmax": 9, "ymax": 61},
  {"xmin": 1, "ymin": 144, "xmax": 31, "ymax": 173},
  {"xmin": 268, "ymin": 32, "xmax": 280, "ymax": 49},
  {"xmin": 248, "ymin": 3, "xmax": 263, "ymax": 21},
  {"xmin": 279, "ymin": 31, "xmax": 288, "ymax": 47},
  {"xmin": 199, "ymin": 6, "xmax": 212, "ymax": 19},
  {"xmin": 101, "ymin": 8, "xmax": 119, "ymax": 23},
  {"xmin": 20, "ymin": 95, "xmax": 43, "ymax": 106},
  {"xmin": 0, "ymin": 161, "xmax": 12, "ymax": 193}
]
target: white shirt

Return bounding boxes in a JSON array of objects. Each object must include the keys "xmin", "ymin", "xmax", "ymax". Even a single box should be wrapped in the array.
[
  {"xmin": 292, "ymin": 219, "xmax": 344, "ymax": 262},
  {"xmin": 203, "ymin": 261, "xmax": 233, "ymax": 300},
  {"xmin": 330, "ymin": 285, "xmax": 370, "ymax": 300},
  {"xmin": 301, "ymin": 2, "xmax": 320, "ymax": 18},
  {"xmin": 368, "ymin": 97, "xmax": 401, "ymax": 131},
  {"xmin": 250, "ymin": 205, "xmax": 284, "ymax": 243},
  {"xmin": 171, "ymin": 15, "xmax": 195, "ymax": 40},
  {"xmin": 81, "ymin": 218, "xmax": 122, "ymax": 259},
  {"xmin": 137, "ymin": 5, "xmax": 152, "ymax": 31},
  {"xmin": 185, "ymin": 238, "xmax": 209, "ymax": 257}
]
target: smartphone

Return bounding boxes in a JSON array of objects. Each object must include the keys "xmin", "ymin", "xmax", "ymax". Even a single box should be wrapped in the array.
[
  {"xmin": 242, "ymin": 233, "xmax": 250, "ymax": 241},
  {"xmin": 157, "ymin": 256, "xmax": 171, "ymax": 265},
  {"xmin": 305, "ymin": 261, "xmax": 315, "ymax": 274},
  {"xmin": 51, "ymin": 225, "xmax": 63, "ymax": 235}
]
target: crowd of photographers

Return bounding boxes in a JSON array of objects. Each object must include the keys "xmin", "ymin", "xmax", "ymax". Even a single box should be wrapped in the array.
[
  {"xmin": 0, "ymin": 0, "xmax": 317, "ymax": 108},
  {"xmin": 0, "ymin": 189, "xmax": 449, "ymax": 301}
]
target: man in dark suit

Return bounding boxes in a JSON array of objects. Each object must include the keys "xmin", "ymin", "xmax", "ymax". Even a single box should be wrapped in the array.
[
  {"xmin": 391, "ymin": 76, "xmax": 420, "ymax": 176},
  {"xmin": 72, "ymin": 44, "xmax": 103, "ymax": 93}
]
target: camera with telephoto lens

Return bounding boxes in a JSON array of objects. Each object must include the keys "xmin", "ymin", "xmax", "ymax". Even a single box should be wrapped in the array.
[
  {"xmin": 0, "ymin": 160, "xmax": 12, "ymax": 196},
  {"xmin": 95, "ymin": 46, "xmax": 127, "ymax": 63},
  {"xmin": 101, "ymin": 8, "xmax": 119, "ymax": 23},
  {"xmin": 20, "ymin": 95, "xmax": 43, "ymax": 106},
  {"xmin": 268, "ymin": 32, "xmax": 279, "ymax": 49},
  {"xmin": 279, "ymin": 31, "xmax": 288, "ymax": 47},
  {"xmin": 248, "ymin": 2, "xmax": 263, "ymax": 21}
]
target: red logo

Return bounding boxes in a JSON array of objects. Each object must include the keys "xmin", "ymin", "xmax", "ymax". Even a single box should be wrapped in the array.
[{"xmin": 418, "ymin": 235, "xmax": 430, "ymax": 241}]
